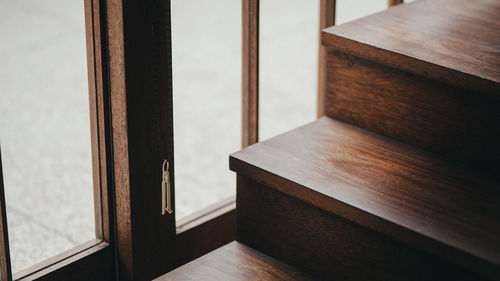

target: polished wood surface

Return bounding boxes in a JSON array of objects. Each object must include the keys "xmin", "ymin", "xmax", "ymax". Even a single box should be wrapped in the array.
[
  {"xmin": 230, "ymin": 117, "xmax": 500, "ymax": 279},
  {"xmin": 322, "ymin": 0, "xmax": 500, "ymax": 98},
  {"xmin": 155, "ymin": 242, "xmax": 316, "ymax": 281},
  {"xmin": 15, "ymin": 241, "xmax": 114, "ymax": 281},
  {"xmin": 317, "ymin": 0, "xmax": 336, "ymax": 117},
  {"xmin": 85, "ymin": 0, "xmax": 113, "ymax": 244},
  {"xmin": 388, "ymin": 0, "xmax": 403, "ymax": 6},
  {"xmin": 326, "ymin": 51, "xmax": 500, "ymax": 169},
  {"xmin": 174, "ymin": 197, "xmax": 236, "ymax": 269},
  {"xmin": 237, "ymin": 176, "xmax": 484, "ymax": 281},
  {"xmin": 0, "ymin": 150, "xmax": 12, "ymax": 281},
  {"xmin": 107, "ymin": 0, "xmax": 176, "ymax": 279},
  {"xmin": 242, "ymin": 0, "xmax": 259, "ymax": 147}
]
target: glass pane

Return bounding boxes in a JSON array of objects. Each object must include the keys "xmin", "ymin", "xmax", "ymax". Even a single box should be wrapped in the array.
[
  {"xmin": 172, "ymin": 0, "xmax": 241, "ymax": 220},
  {"xmin": 336, "ymin": 0, "xmax": 387, "ymax": 24},
  {"xmin": 0, "ymin": 0, "xmax": 95, "ymax": 274},
  {"xmin": 259, "ymin": 0, "xmax": 319, "ymax": 141}
]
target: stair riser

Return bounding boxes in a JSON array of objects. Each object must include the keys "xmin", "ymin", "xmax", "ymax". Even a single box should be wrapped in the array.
[
  {"xmin": 326, "ymin": 50, "xmax": 500, "ymax": 170},
  {"xmin": 236, "ymin": 175, "xmax": 485, "ymax": 281}
]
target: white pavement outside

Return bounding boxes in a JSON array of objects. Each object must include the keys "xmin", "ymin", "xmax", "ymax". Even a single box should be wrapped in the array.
[{"xmin": 0, "ymin": 0, "xmax": 399, "ymax": 274}]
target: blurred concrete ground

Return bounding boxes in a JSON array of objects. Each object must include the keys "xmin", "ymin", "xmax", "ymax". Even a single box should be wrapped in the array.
[{"xmin": 0, "ymin": 0, "xmax": 395, "ymax": 274}]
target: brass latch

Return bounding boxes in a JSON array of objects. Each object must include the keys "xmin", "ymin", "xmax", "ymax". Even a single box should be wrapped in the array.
[{"xmin": 162, "ymin": 160, "xmax": 173, "ymax": 215}]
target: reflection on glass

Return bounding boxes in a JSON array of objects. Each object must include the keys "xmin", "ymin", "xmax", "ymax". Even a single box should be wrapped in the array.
[
  {"xmin": 172, "ymin": 0, "xmax": 241, "ymax": 220},
  {"xmin": 0, "ymin": 0, "xmax": 95, "ymax": 274}
]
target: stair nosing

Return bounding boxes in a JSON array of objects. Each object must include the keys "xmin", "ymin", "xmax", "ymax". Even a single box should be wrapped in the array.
[
  {"xmin": 230, "ymin": 117, "xmax": 500, "ymax": 277},
  {"xmin": 321, "ymin": 0, "xmax": 500, "ymax": 100}
]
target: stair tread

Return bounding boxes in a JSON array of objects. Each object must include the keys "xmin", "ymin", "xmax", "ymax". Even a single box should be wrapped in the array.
[
  {"xmin": 230, "ymin": 117, "xmax": 500, "ymax": 274},
  {"xmin": 154, "ymin": 241, "xmax": 317, "ymax": 281},
  {"xmin": 322, "ymin": 0, "xmax": 500, "ymax": 98}
]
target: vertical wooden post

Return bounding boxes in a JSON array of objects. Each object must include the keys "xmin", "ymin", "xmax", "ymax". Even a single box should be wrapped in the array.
[
  {"xmin": 242, "ymin": 0, "xmax": 259, "ymax": 147},
  {"xmin": 84, "ymin": 0, "xmax": 114, "ymax": 244},
  {"xmin": 317, "ymin": 0, "xmax": 336, "ymax": 117},
  {"xmin": 107, "ymin": 0, "xmax": 175, "ymax": 279},
  {"xmin": 0, "ymin": 149, "xmax": 12, "ymax": 281},
  {"xmin": 388, "ymin": 0, "xmax": 404, "ymax": 7}
]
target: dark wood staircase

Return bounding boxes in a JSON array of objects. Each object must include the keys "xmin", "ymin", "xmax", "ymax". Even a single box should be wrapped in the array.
[
  {"xmin": 232, "ymin": 117, "xmax": 499, "ymax": 280},
  {"xmin": 158, "ymin": 0, "xmax": 500, "ymax": 280},
  {"xmin": 321, "ymin": 0, "xmax": 500, "ymax": 171},
  {"xmin": 155, "ymin": 242, "xmax": 318, "ymax": 281}
]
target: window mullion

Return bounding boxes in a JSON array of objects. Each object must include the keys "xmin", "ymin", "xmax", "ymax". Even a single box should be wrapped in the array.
[{"xmin": 0, "ymin": 149, "xmax": 12, "ymax": 281}]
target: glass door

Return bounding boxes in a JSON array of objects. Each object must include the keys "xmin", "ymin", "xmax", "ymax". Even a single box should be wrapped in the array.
[
  {"xmin": 0, "ymin": 0, "xmax": 115, "ymax": 280},
  {"xmin": 0, "ymin": 0, "xmax": 94, "ymax": 274}
]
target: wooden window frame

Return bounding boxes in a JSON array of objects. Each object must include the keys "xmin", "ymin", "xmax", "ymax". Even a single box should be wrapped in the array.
[
  {"xmin": 127, "ymin": 0, "xmax": 384, "ymax": 277},
  {"xmin": 0, "ymin": 0, "xmax": 401, "ymax": 280},
  {"xmin": 318, "ymin": 0, "xmax": 336, "ymax": 117},
  {"xmin": 0, "ymin": 0, "xmax": 115, "ymax": 280},
  {"xmin": 106, "ymin": 0, "xmax": 236, "ymax": 278},
  {"xmin": 244, "ymin": 0, "xmax": 338, "ymax": 125},
  {"xmin": 0, "ymin": 0, "xmax": 236, "ymax": 279},
  {"xmin": 242, "ymin": 0, "xmax": 260, "ymax": 147}
]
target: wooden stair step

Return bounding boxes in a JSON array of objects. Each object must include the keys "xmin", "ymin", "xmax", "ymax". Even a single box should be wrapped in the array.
[
  {"xmin": 321, "ymin": 0, "xmax": 500, "ymax": 168},
  {"xmin": 230, "ymin": 117, "xmax": 500, "ymax": 280},
  {"xmin": 322, "ymin": 0, "xmax": 500, "ymax": 97},
  {"xmin": 154, "ymin": 241, "xmax": 318, "ymax": 281}
]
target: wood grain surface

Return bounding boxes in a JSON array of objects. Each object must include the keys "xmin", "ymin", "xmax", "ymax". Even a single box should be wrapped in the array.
[
  {"xmin": 155, "ymin": 242, "xmax": 317, "ymax": 281},
  {"xmin": 230, "ymin": 117, "xmax": 500, "ymax": 279},
  {"xmin": 388, "ymin": 0, "xmax": 403, "ymax": 7},
  {"xmin": 85, "ymin": 0, "xmax": 113, "ymax": 245},
  {"xmin": 242, "ymin": 0, "xmax": 259, "ymax": 147},
  {"xmin": 322, "ymin": 0, "xmax": 500, "ymax": 98},
  {"xmin": 326, "ymin": 51, "xmax": 500, "ymax": 169},
  {"xmin": 14, "ymin": 241, "xmax": 114, "ymax": 281},
  {"xmin": 107, "ymin": 0, "xmax": 176, "ymax": 280},
  {"xmin": 237, "ymin": 175, "xmax": 485, "ymax": 281},
  {"xmin": 174, "ymin": 199, "xmax": 236, "ymax": 269},
  {"xmin": 317, "ymin": 0, "xmax": 336, "ymax": 117}
]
